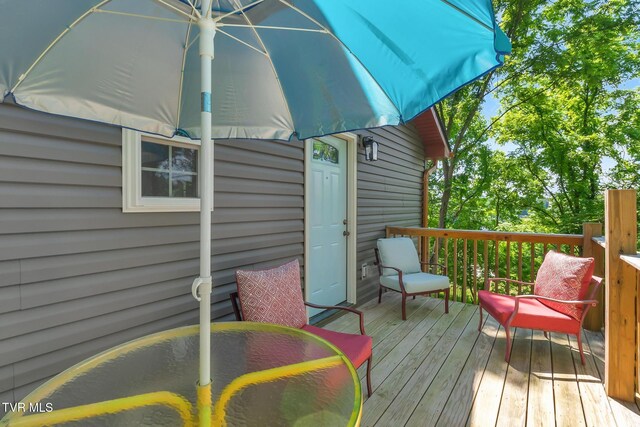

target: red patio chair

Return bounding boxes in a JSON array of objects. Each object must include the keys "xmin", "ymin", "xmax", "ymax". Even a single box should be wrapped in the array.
[
  {"xmin": 478, "ymin": 250, "xmax": 601, "ymax": 364},
  {"xmin": 230, "ymin": 259, "xmax": 373, "ymax": 396}
]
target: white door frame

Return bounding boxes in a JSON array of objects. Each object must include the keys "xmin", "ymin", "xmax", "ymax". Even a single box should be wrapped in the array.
[{"xmin": 304, "ymin": 133, "xmax": 358, "ymax": 306}]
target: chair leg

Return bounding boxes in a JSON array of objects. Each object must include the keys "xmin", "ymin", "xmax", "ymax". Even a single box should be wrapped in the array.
[
  {"xmin": 378, "ymin": 285, "xmax": 382, "ymax": 304},
  {"xmin": 412, "ymin": 295, "xmax": 416, "ymax": 300},
  {"xmin": 543, "ymin": 331, "xmax": 549, "ymax": 339},
  {"xmin": 401, "ymin": 294, "xmax": 407, "ymax": 320},
  {"xmin": 577, "ymin": 332, "xmax": 586, "ymax": 365},
  {"xmin": 478, "ymin": 305, "xmax": 483, "ymax": 332},
  {"xmin": 365, "ymin": 355, "xmax": 373, "ymax": 397},
  {"xmin": 444, "ymin": 288, "xmax": 450, "ymax": 314},
  {"xmin": 505, "ymin": 327, "xmax": 512, "ymax": 363}
]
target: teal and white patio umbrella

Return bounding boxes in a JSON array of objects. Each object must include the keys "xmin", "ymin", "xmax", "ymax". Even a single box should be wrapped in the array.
[{"xmin": 0, "ymin": 0, "xmax": 510, "ymax": 398}]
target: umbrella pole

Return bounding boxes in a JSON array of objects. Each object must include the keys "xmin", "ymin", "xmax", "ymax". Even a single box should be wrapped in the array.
[{"xmin": 193, "ymin": 3, "xmax": 215, "ymax": 425}]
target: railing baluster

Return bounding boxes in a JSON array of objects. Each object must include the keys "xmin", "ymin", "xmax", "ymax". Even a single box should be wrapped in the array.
[
  {"xmin": 463, "ymin": 239, "xmax": 468, "ymax": 303},
  {"xmin": 473, "ymin": 239, "xmax": 478, "ymax": 304},
  {"xmin": 434, "ymin": 237, "xmax": 440, "ymax": 274},
  {"xmin": 425, "ymin": 237, "xmax": 432, "ymax": 272},
  {"xmin": 517, "ymin": 242, "xmax": 523, "ymax": 282},
  {"xmin": 444, "ymin": 238, "xmax": 450, "ymax": 300},
  {"xmin": 531, "ymin": 243, "xmax": 536, "ymax": 283},
  {"xmin": 543, "ymin": 243, "xmax": 548, "ymax": 254},
  {"xmin": 483, "ymin": 240, "xmax": 489, "ymax": 291},
  {"xmin": 453, "ymin": 239, "xmax": 458, "ymax": 302},
  {"xmin": 494, "ymin": 240, "xmax": 500, "ymax": 280},
  {"xmin": 570, "ymin": 244, "xmax": 575, "ymax": 255},
  {"xmin": 506, "ymin": 241, "xmax": 511, "ymax": 294}
]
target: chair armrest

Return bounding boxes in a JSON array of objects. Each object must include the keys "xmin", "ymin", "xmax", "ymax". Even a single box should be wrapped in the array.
[
  {"xmin": 420, "ymin": 262, "xmax": 447, "ymax": 275},
  {"xmin": 304, "ymin": 302, "xmax": 366, "ymax": 335},
  {"xmin": 378, "ymin": 264, "xmax": 402, "ymax": 275},
  {"xmin": 515, "ymin": 294, "xmax": 599, "ymax": 307},
  {"xmin": 485, "ymin": 277, "xmax": 534, "ymax": 294},
  {"xmin": 377, "ymin": 264, "xmax": 406, "ymax": 292}
]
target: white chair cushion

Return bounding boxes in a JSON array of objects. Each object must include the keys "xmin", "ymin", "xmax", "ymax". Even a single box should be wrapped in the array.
[
  {"xmin": 377, "ymin": 237, "xmax": 421, "ymax": 276},
  {"xmin": 380, "ymin": 272, "xmax": 449, "ymax": 294}
]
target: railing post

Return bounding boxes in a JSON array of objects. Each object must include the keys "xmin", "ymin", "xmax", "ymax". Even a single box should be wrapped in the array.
[
  {"xmin": 604, "ymin": 189, "xmax": 637, "ymax": 401},
  {"xmin": 583, "ymin": 222, "xmax": 603, "ymax": 331}
]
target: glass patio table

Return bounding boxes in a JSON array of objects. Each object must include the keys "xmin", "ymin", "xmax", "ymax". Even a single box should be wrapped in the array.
[{"xmin": 0, "ymin": 322, "xmax": 362, "ymax": 427}]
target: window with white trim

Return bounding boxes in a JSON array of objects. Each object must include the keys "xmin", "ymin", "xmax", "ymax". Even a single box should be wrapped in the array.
[{"xmin": 122, "ymin": 129, "xmax": 201, "ymax": 212}]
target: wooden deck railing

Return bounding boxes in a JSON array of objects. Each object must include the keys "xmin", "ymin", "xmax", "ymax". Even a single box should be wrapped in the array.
[
  {"xmin": 385, "ymin": 224, "xmax": 607, "ymax": 331},
  {"xmin": 386, "ymin": 225, "xmax": 585, "ymax": 301}
]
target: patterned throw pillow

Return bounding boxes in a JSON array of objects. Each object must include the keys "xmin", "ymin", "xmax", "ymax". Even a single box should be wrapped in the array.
[
  {"xmin": 235, "ymin": 259, "xmax": 308, "ymax": 328},
  {"xmin": 534, "ymin": 251, "xmax": 594, "ymax": 320}
]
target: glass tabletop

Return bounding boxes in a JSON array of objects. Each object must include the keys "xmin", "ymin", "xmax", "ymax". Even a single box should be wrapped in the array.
[{"xmin": 0, "ymin": 322, "xmax": 362, "ymax": 427}]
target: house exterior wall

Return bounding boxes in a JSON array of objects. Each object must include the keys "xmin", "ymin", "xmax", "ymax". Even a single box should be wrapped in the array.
[
  {"xmin": 0, "ymin": 103, "xmax": 424, "ymax": 408},
  {"xmin": 356, "ymin": 126, "xmax": 426, "ymax": 303}
]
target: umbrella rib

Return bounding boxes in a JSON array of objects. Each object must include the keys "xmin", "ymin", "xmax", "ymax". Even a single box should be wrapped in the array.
[
  {"xmin": 213, "ymin": 0, "xmax": 264, "ymax": 23},
  {"xmin": 183, "ymin": 0, "xmax": 202, "ymax": 19},
  {"xmin": 93, "ymin": 9, "xmax": 192, "ymax": 24},
  {"xmin": 439, "ymin": 0, "xmax": 493, "ymax": 32},
  {"xmin": 218, "ymin": 23, "xmax": 326, "ymax": 33},
  {"xmin": 176, "ymin": 13, "xmax": 198, "ymax": 133},
  {"xmin": 230, "ymin": 0, "xmax": 296, "ymax": 134},
  {"xmin": 217, "ymin": 29, "xmax": 268, "ymax": 56},
  {"xmin": 153, "ymin": 0, "xmax": 198, "ymax": 20},
  {"xmin": 10, "ymin": 0, "xmax": 113, "ymax": 94}
]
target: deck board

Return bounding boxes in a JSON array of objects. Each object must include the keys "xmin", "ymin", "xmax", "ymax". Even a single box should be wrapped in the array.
[
  {"xmin": 322, "ymin": 296, "xmax": 639, "ymax": 426},
  {"xmin": 372, "ymin": 304, "xmax": 476, "ymax": 426},
  {"xmin": 495, "ymin": 327, "xmax": 532, "ymax": 427},
  {"xmin": 359, "ymin": 303, "xmax": 465, "ymax": 426},
  {"xmin": 526, "ymin": 330, "xmax": 555, "ymax": 427},
  {"xmin": 551, "ymin": 332, "xmax": 587, "ymax": 426},
  {"xmin": 466, "ymin": 323, "xmax": 509, "ymax": 427},
  {"xmin": 404, "ymin": 308, "xmax": 483, "ymax": 426},
  {"xmin": 435, "ymin": 316, "xmax": 499, "ymax": 427}
]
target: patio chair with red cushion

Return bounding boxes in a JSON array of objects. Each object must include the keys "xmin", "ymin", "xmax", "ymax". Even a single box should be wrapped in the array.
[
  {"xmin": 478, "ymin": 250, "xmax": 602, "ymax": 364},
  {"xmin": 230, "ymin": 259, "xmax": 373, "ymax": 396}
]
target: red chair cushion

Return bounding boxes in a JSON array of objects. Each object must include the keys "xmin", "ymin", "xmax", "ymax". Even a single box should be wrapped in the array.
[
  {"xmin": 236, "ymin": 259, "xmax": 308, "ymax": 329},
  {"xmin": 534, "ymin": 251, "xmax": 594, "ymax": 319},
  {"xmin": 301, "ymin": 324, "xmax": 372, "ymax": 368},
  {"xmin": 478, "ymin": 290, "xmax": 579, "ymax": 334}
]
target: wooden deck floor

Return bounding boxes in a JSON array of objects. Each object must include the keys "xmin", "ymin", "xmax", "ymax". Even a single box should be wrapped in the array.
[{"xmin": 322, "ymin": 293, "xmax": 640, "ymax": 427}]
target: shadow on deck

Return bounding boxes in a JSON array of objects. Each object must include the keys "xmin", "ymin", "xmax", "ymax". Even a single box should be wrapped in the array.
[{"xmin": 321, "ymin": 293, "xmax": 640, "ymax": 426}]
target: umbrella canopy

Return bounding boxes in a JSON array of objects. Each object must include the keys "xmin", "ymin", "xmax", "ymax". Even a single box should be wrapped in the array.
[
  {"xmin": 0, "ymin": 0, "xmax": 510, "ymax": 140},
  {"xmin": 0, "ymin": 0, "xmax": 510, "ymax": 420}
]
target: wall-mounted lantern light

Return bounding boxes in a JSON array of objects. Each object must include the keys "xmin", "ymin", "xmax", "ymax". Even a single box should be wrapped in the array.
[{"xmin": 362, "ymin": 136, "xmax": 379, "ymax": 161}]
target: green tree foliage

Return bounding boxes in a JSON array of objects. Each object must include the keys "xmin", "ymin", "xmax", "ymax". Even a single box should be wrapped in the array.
[
  {"xmin": 427, "ymin": 0, "xmax": 639, "ymax": 301},
  {"xmin": 431, "ymin": 0, "xmax": 640, "ymax": 235}
]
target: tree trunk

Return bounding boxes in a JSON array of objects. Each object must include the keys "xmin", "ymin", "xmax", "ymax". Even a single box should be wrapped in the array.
[{"xmin": 438, "ymin": 157, "xmax": 455, "ymax": 229}]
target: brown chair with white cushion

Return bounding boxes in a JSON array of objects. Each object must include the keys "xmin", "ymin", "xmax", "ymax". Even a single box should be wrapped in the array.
[
  {"xmin": 478, "ymin": 250, "xmax": 600, "ymax": 364},
  {"xmin": 374, "ymin": 237, "xmax": 450, "ymax": 320},
  {"xmin": 230, "ymin": 259, "xmax": 373, "ymax": 396}
]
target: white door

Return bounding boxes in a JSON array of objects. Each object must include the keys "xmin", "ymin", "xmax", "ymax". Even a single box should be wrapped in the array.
[{"xmin": 307, "ymin": 135, "xmax": 348, "ymax": 315}]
